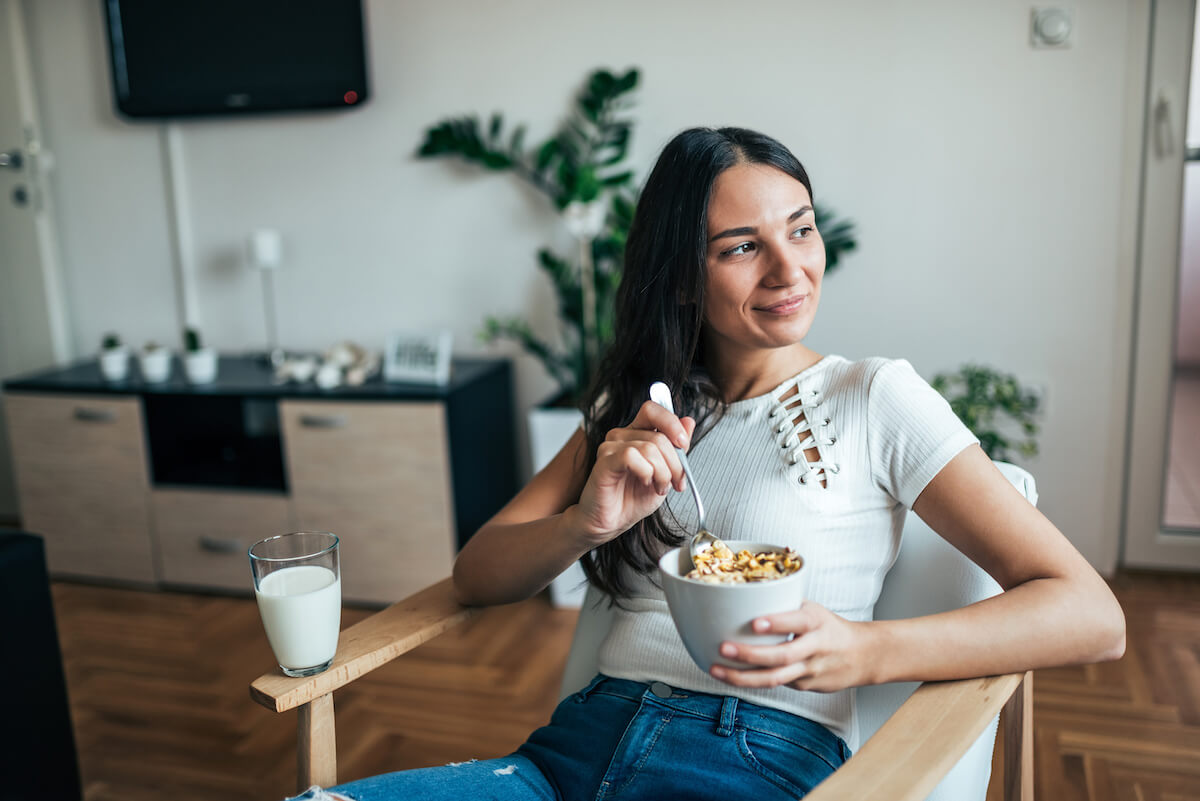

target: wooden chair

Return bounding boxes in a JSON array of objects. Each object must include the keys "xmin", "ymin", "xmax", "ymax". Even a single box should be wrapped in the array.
[{"xmin": 252, "ymin": 462, "xmax": 1037, "ymax": 801}]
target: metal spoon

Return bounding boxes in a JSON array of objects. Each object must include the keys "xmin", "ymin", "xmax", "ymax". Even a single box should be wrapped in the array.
[{"xmin": 648, "ymin": 382, "xmax": 722, "ymax": 574}]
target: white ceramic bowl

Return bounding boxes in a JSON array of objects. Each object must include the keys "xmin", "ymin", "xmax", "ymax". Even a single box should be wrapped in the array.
[{"xmin": 659, "ymin": 541, "xmax": 808, "ymax": 672}]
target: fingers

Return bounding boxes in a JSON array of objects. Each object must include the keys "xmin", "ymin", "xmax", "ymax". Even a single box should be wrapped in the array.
[
  {"xmin": 710, "ymin": 632, "xmax": 817, "ymax": 688},
  {"xmin": 629, "ymin": 401, "xmax": 692, "ymax": 450},
  {"xmin": 596, "ymin": 439, "xmax": 674, "ymax": 495},
  {"xmin": 595, "ymin": 403, "xmax": 699, "ymax": 496},
  {"xmin": 712, "ymin": 661, "xmax": 810, "ymax": 688},
  {"xmin": 710, "ymin": 605, "xmax": 820, "ymax": 687}
]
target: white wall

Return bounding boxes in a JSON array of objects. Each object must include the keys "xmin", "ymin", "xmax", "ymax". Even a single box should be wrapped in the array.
[{"xmin": 19, "ymin": 0, "xmax": 1147, "ymax": 572}]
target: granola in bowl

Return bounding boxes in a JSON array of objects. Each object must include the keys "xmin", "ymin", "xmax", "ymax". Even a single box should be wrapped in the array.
[{"xmin": 685, "ymin": 540, "xmax": 803, "ymax": 584}]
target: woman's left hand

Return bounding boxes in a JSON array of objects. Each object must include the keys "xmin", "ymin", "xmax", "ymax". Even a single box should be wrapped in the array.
[{"xmin": 709, "ymin": 602, "xmax": 876, "ymax": 693}]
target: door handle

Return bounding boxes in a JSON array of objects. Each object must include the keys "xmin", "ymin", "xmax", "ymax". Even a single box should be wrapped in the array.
[
  {"xmin": 1154, "ymin": 91, "xmax": 1176, "ymax": 158},
  {"xmin": 299, "ymin": 414, "xmax": 348, "ymax": 429},
  {"xmin": 0, "ymin": 149, "xmax": 22, "ymax": 169},
  {"xmin": 198, "ymin": 535, "xmax": 243, "ymax": 554},
  {"xmin": 74, "ymin": 407, "xmax": 117, "ymax": 423}
]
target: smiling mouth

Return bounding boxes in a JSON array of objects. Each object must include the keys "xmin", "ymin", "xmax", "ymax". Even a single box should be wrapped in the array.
[{"xmin": 757, "ymin": 295, "xmax": 808, "ymax": 314}]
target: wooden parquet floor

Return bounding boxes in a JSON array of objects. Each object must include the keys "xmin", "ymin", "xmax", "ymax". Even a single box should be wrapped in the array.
[
  {"xmin": 1004, "ymin": 571, "xmax": 1200, "ymax": 801},
  {"xmin": 50, "ymin": 570, "xmax": 1200, "ymax": 801}
]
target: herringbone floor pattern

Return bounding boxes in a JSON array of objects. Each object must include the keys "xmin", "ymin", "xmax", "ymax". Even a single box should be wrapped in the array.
[
  {"xmin": 50, "ymin": 570, "xmax": 1200, "ymax": 800},
  {"xmin": 998, "ymin": 571, "xmax": 1200, "ymax": 801}
]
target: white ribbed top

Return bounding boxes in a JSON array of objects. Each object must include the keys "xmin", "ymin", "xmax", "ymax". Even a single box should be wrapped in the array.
[{"xmin": 595, "ymin": 355, "xmax": 978, "ymax": 748}]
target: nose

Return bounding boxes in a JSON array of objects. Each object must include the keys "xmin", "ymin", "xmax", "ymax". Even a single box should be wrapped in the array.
[{"xmin": 762, "ymin": 240, "xmax": 810, "ymax": 288}]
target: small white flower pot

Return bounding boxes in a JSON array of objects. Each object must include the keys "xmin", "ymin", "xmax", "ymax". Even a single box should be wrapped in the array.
[
  {"xmin": 184, "ymin": 348, "xmax": 218, "ymax": 384},
  {"xmin": 139, "ymin": 348, "xmax": 172, "ymax": 383},
  {"xmin": 99, "ymin": 348, "xmax": 130, "ymax": 382}
]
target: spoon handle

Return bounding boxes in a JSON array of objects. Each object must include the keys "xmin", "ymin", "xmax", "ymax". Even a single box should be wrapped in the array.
[
  {"xmin": 675, "ymin": 449, "xmax": 706, "ymax": 528},
  {"xmin": 648, "ymin": 382, "xmax": 707, "ymax": 527}
]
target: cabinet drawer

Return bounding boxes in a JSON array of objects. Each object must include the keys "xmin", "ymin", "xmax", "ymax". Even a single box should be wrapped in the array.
[
  {"xmin": 280, "ymin": 401, "xmax": 455, "ymax": 604},
  {"xmin": 4, "ymin": 392, "xmax": 155, "ymax": 582},
  {"xmin": 153, "ymin": 489, "xmax": 293, "ymax": 591}
]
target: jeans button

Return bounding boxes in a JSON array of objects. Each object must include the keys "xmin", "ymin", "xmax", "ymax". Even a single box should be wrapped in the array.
[{"xmin": 649, "ymin": 681, "xmax": 672, "ymax": 698}]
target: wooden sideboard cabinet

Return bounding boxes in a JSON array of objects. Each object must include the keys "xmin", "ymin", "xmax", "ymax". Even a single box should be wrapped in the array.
[
  {"xmin": 5, "ymin": 393, "xmax": 156, "ymax": 583},
  {"xmin": 2, "ymin": 356, "xmax": 516, "ymax": 605},
  {"xmin": 281, "ymin": 400, "xmax": 455, "ymax": 603}
]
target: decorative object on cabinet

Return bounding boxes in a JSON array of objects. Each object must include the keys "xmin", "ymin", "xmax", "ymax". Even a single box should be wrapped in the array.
[
  {"xmin": 139, "ymin": 341, "xmax": 172, "ymax": 383},
  {"xmin": 277, "ymin": 354, "xmax": 319, "ymax": 383},
  {"xmin": 98, "ymin": 332, "xmax": 129, "ymax": 382},
  {"xmin": 2, "ymin": 356, "xmax": 517, "ymax": 605},
  {"xmin": 324, "ymin": 340, "xmax": 381, "ymax": 387},
  {"xmin": 384, "ymin": 331, "xmax": 452, "ymax": 386},
  {"xmin": 274, "ymin": 342, "xmax": 382, "ymax": 389},
  {"xmin": 183, "ymin": 326, "xmax": 218, "ymax": 384}
]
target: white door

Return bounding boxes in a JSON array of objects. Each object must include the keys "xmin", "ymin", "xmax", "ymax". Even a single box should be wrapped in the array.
[
  {"xmin": 0, "ymin": 0, "xmax": 70, "ymax": 520},
  {"xmin": 1124, "ymin": 0, "xmax": 1200, "ymax": 568}
]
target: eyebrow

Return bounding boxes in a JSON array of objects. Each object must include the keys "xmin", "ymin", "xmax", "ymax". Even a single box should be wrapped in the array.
[{"xmin": 708, "ymin": 205, "xmax": 814, "ymax": 243}]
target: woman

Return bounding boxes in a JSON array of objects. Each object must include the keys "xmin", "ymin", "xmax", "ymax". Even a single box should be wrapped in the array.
[{"xmin": 295, "ymin": 127, "xmax": 1125, "ymax": 801}]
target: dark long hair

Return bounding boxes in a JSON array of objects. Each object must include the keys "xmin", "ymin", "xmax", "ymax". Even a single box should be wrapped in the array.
[{"xmin": 579, "ymin": 126, "xmax": 814, "ymax": 599}]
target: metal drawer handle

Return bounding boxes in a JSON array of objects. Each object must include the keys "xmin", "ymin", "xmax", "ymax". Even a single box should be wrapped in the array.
[
  {"xmin": 74, "ymin": 407, "xmax": 116, "ymax": 423},
  {"xmin": 198, "ymin": 535, "xmax": 243, "ymax": 554},
  {"xmin": 300, "ymin": 414, "xmax": 348, "ymax": 429}
]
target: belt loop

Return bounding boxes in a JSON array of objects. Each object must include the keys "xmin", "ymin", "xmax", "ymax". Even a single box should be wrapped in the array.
[{"xmin": 715, "ymin": 696, "xmax": 738, "ymax": 737}]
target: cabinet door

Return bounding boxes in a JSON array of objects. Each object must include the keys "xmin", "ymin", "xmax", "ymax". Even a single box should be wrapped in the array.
[
  {"xmin": 153, "ymin": 488, "xmax": 292, "ymax": 591},
  {"xmin": 4, "ymin": 392, "xmax": 155, "ymax": 582},
  {"xmin": 281, "ymin": 401, "xmax": 455, "ymax": 604}
]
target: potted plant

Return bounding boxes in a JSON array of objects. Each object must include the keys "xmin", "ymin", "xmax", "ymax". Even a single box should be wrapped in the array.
[
  {"xmin": 98, "ymin": 333, "xmax": 129, "ymax": 382},
  {"xmin": 417, "ymin": 67, "xmax": 858, "ymax": 411},
  {"xmin": 183, "ymin": 327, "xmax": 218, "ymax": 384},
  {"xmin": 138, "ymin": 340, "xmax": 171, "ymax": 383},
  {"xmin": 931, "ymin": 364, "xmax": 1041, "ymax": 463}
]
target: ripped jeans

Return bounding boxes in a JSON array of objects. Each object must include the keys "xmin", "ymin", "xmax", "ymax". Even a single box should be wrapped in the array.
[{"xmin": 286, "ymin": 675, "xmax": 850, "ymax": 801}]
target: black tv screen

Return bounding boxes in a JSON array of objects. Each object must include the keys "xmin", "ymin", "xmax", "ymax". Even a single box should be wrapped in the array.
[{"xmin": 103, "ymin": 0, "xmax": 370, "ymax": 119}]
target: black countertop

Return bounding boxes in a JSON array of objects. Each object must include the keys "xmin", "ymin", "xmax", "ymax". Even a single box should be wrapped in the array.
[{"xmin": 2, "ymin": 354, "xmax": 506, "ymax": 400}]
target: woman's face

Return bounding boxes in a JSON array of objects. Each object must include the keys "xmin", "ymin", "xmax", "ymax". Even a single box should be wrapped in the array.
[{"xmin": 702, "ymin": 163, "xmax": 826, "ymax": 357}]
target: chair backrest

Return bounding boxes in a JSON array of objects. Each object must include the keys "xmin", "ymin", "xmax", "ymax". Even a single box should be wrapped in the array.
[{"xmin": 558, "ymin": 461, "xmax": 1037, "ymax": 801}]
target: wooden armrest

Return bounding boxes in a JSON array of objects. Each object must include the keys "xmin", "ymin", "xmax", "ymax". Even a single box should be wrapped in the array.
[
  {"xmin": 250, "ymin": 576, "xmax": 476, "ymax": 713},
  {"xmin": 806, "ymin": 672, "xmax": 1027, "ymax": 801}
]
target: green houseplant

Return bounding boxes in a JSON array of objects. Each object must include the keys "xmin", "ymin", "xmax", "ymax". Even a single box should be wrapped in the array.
[
  {"xmin": 931, "ymin": 364, "xmax": 1041, "ymax": 463},
  {"xmin": 416, "ymin": 67, "xmax": 858, "ymax": 407}
]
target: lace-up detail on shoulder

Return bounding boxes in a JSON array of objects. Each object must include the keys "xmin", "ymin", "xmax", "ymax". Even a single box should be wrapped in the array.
[{"xmin": 767, "ymin": 382, "xmax": 840, "ymax": 488}]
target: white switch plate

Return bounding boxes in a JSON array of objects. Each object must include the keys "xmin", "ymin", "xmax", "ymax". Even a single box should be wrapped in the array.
[{"xmin": 1031, "ymin": 7, "xmax": 1074, "ymax": 49}]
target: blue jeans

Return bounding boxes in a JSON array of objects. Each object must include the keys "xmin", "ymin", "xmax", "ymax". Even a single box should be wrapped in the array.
[{"xmin": 288, "ymin": 675, "xmax": 850, "ymax": 801}]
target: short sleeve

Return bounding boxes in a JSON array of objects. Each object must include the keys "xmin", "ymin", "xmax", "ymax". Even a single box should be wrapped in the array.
[{"xmin": 866, "ymin": 359, "xmax": 979, "ymax": 508}]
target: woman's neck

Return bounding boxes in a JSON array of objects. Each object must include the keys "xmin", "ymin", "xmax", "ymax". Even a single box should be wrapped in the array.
[{"xmin": 706, "ymin": 342, "xmax": 823, "ymax": 403}]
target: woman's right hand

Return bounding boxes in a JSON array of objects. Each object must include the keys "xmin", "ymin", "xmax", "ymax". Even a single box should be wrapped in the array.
[{"xmin": 570, "ymin": 400, "xmax": 696, "ymax": 546}]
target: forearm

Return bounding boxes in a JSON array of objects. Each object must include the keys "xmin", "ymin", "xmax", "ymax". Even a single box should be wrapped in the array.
[
  {"xmin": 865, "ymin": 572, "xmax": 1126, "ymax": 685},
  {"xmin": 452, "ymin": 505, "xmax": 594, "ymax": 606}
]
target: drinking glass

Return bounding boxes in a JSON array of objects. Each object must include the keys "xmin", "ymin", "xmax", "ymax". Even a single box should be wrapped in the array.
[{"xmin": 249, "ymin": 531, "xmax": 341, "ymax": 677}]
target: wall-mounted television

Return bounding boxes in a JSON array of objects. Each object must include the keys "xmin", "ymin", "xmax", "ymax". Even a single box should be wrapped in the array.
[{"xmin": 102, "ymin": 0, "xmax": 370, "ymax": 119}]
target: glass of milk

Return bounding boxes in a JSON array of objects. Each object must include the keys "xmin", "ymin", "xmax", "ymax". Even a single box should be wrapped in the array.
[{"xmin": 248, "ymin": 531, "xmax": 342, "ymax": 677}]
